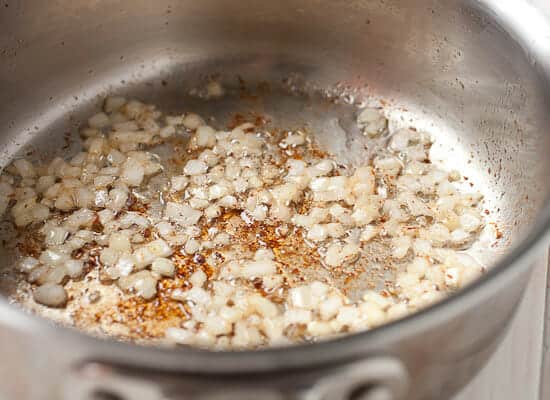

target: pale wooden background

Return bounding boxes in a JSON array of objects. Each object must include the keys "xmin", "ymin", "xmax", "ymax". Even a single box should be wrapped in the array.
[{"xmin": 453, "ymin": 250, "xmax": 549, "ymax": 400}]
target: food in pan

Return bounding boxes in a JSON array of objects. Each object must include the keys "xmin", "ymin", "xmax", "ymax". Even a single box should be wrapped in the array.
[{"xmin": 2, "ymin": 96, "xmax": 485, "ymax": 349}]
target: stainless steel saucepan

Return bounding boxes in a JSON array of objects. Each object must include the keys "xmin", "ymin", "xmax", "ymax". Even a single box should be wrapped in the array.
[{"xmin": 1, "ymin": 1, "xmax": 550, "ymax": 399}]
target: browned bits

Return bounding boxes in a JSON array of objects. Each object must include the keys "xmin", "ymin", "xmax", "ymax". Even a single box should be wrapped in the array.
[
  {"xmin": 4, "ymin": 96, "xmax": 489, "ymax": 349},
  {"xmin": 127, "ymin": 195, "xmax": 148, "ymax": 213},
  {"xmin": 16, "ymin": 230, "xmax": 44, "ymax": 258},
  {"xmin": 91, "ymin": 217, "xmax": 103, "ymax": 233}
]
